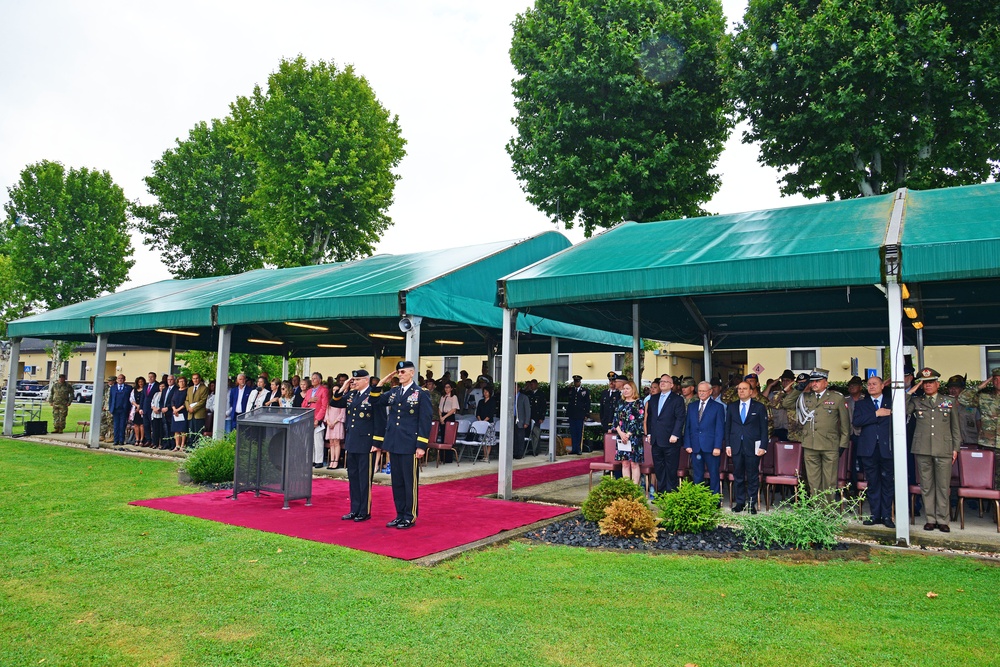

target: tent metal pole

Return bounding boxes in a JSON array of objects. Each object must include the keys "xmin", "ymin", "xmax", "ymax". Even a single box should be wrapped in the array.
[
  {"xmin": 498, "ymin": 308, "xmax": 518, "ymax": 499},
  {"xmin": 548, "ymin": 336, "xmax": 558, "ymax": 462},
  {"xmin": 213, "ymin": 326, "xmax": 232, "ymax": 438},
  {"xmin": 281, "ymin": 353, "xmax": 290, "ymax": 382},
  {"xmin": 404, "ymin": 316, "xmax": 422, "ymax": 371},
  {"xmin": 3, "ymin": 338, "xmax": 21, "ymax": 436},
  {"xmin": 703, "ymin": 333, "xmax": 713, "ymax": 381},
  {"xmin": 916, "ymin": 328, "xmax": 925, "ymax": 370},
  {"xmin": 632, "ymin": 302, "xmax": 641, "ymax": 388},
  {"xmin": 887, "ymin": 281, "xmax": 910, "ymax": 545},
  {"xmin": 168, "ymin": 334, "xmax": 176, "ymax": 374},
  {"xmin": 88, "ymin": 334, "xmax": 108, "ymax": 448}
]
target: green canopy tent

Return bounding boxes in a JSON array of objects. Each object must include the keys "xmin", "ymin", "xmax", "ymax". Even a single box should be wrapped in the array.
[{"xmin": 494, "ymin": 182, "xmax": 1000, "ymax": 542}]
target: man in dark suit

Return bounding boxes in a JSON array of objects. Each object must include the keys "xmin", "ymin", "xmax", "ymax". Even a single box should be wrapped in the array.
[
  {"xmin": 108, "ymin": 374, "xmax": 131, "ymax": 446},
  {"xmin": 725, "ymin": 381, "xmax": 769, "ymax": 513},
  {"xmin": 685, "ymin": 381, "xmax": 726, "ymax": 496},
  {"xmin": 566, "ymin": 375, "xmax": 591, "ymax": 455},
  {"xmin": 372, "ymin": 360, "xmax": 432, "ymax": 529},
  {"xmin": 140, "ymin": 371, "xmax": 158, "ymax": 445},
  {"xmin": 157, "ymin": 374, "xmax": 176, "ymax": 448},
  {"xmin": 648, "ymin": 375, "xmax": 687, "ymax": 494},
  {"xmin": 226, "ymin": 373, "xmax": 252, "ymax": 434},
  {"xmin": 852, "ymin": 375, "xmax": 895, "ymax": 528}
]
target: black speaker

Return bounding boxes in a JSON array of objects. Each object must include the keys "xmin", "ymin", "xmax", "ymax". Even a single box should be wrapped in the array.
[{"xmin": 24, "ymin": 421, "xmax": 48, "ymax": 436}]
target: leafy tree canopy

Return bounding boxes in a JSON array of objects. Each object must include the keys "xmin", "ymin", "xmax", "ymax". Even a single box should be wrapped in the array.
[
  {"xmin": 507, "ymin": 0, "xmax": 732, "ymax": 236},
  {"xmin": 176, "ymin": 350, "xmax": 286, "ymax": 383},
  {"xmin": 730, "ymin": 0, "xmax": 1000, "ymax": 199},
  {"xmin": 231, "ymin": 55, "xmax": 407, "ymax": 266},
  {"xmin": 0, "ymin": 253, "xmax": 31, "ymax": 338},
  {"xmin": 134, "ymin": 118, "xmax": 263, "ymax": 279}
]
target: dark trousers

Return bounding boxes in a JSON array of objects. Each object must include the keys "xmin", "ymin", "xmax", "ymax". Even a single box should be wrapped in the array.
[
  {"xmin": 389, "ymin": 452, "xmax": 419, "ymax": 522},
  {"xmin": 732, "ymin": 446, "xmax": 761, "ymax": 507},
  {"xmin": 513, "ymin": 425, "xmax": 529, "ymax": 458},
  {"xmin": 112, "ymin": 410, "xmax": 128, "ymax": 444},
  {"xmin": 142, "ymin": 411, "xmax": 153, "ymax": 444},
  {"xmin": 347, "ymin": 450, "xmax": 375, "ymax": 517},
  {"xmin": 189, "ymin": 418, "xmax": 205, "ymax": 446},
  {"xmin": 652, "ymin": 443, "xmax": 681, "ymax": 494},
  {"xmin": 691, "ymin": 450, "xmax": 722, "ymax": 495},
  {"xmin": 861, "ymin": 454, "xmax": 894, "ymax": 521},
  {"xmin": 569, "ymin": 419, "xmax": 584, "ymax": 454},
  {"xmin": 162, "ymin": 414, "xmax": 173, "ymax": 442},
  {"xmin": 150, "ymin": 419, "xmax": 163, "ymax": 449}
]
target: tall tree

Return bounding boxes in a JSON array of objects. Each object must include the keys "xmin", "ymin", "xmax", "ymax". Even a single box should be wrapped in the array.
[
  {"xmin": 2, "ymin": 160, "xmax": 134, "ymax": 378},
  {"xmin": 0, "ymin": 253, "xmax": 31, "ymax": 338},
  {"xmin": 507, "ymin": 0, "xmax": 732, "ymax": 236},
  {"xmin": 730, "ymin": 0, "xmax": 1000, "ymax": 199},
  {"xmin": 231, "ymin": 56, "xmax": 407, "ymax": 266},
  {"xmin": 134, "ymin": 118, "xmax": 263, "ymax": 279}
]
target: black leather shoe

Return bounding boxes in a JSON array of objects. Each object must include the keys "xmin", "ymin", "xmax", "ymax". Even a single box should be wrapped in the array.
[
  {"xmin": 923, "ymin": 522, "xmax": 937, "ymax": 531},
  {"xmin": 353, "ymin": 514, "xmax": 371, "ymax": 522},
  {"xmin": 396, "ymin": 519, "xmax": 414, "ymax": 529},
  {"xmin": 732, "ymin": 504, "xmax": 746, "ymax": 513},
  {"xmin": 863, "ymin": 518, "xmax": 879, "ymax": 526},
  {"xmin": 386, "ymin": 518, "xmax": 400, "ymax": 527},
  {"xmin": 883, "ymin": 519, "xmax": 895, "ymax": 529},
  {"xmin": 938, "ymin": 523, "xmax": 950, "ymax": 533},
  {"xmin": 749, "ymin": 506, "xmax": 758, "ymax": 515},
  {"xmin": 341, "ymin": 513, "xmax": 357, "ymax": 521}
]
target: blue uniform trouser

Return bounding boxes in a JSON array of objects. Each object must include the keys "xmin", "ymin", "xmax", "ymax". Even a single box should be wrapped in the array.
[
  {"xmin": 112, "ymin": 410, "xmax": 128, "ymax": 444},
  {"xmin": 347, "ymin": 450, "xmax": 375, "ymax": 517},
  {"xmin": 389, "ymin": 452, "xmax": 419, "ymax": 522},
  {"xmin": 691, "ymin": 450, "xmax": 722, "ymax": 495},
  {"xmin": 569, "ymin": 419, "xmax": 584, "ymax": 454}
]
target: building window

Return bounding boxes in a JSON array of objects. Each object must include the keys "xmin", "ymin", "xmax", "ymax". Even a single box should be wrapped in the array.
[
  {"xmin": 557, "ymin": 354, "xmax": 570, "ymax": 384},
  {"xmin": 80, "ymin": 360, "xmax": 88, "ymax": 381},
  {"xmin": 492, "ymin": 355, "xmax": 502, "ymax": 381},
  {"xmin": 46, "ymin": 361, "xmax": 52, "ymax": 379},
  {"xmin": 613, "ymin": 353, "xmax": 625, "ymax": 373},
  {"xmin": 789, "ymin": 349, "xmax": 817, "ymax": 372},
  {"xmin": 443, "ymin": 356, "xmax": 459, "ymax": 379},
  {"xmin": 987, "ymin": 346, "xmax": 1000, "ymax": 377}
]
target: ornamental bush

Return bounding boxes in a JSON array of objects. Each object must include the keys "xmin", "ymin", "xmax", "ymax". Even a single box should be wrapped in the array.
[
  {"xmin": 654, "ymin": 480, "xmax": 722, "ymax": 534},
  {"xmin": 598, "ymin": 497, "xmax": 661, "ymax": 542},
  {"xmin": 733, "ymin": 482, "xmax": 864, "ymax": 550},
  {"xmin": 181, "ymin": 430, "xmax": 236, "ymax": 484},
  {"xmin": 581, "ymin": 476, "xmax": 647, "ymax": 522}
]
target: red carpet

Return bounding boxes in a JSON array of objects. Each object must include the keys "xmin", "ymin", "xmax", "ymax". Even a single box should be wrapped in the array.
[{"xmin": 130, "ymin": 458, "xmax": 593, "ymax": 560}]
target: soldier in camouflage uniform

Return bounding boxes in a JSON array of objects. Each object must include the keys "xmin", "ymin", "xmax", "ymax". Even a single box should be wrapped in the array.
[
  {"xmin": 958, "ymin": 367, "xmax": 1000, "ymax": 488},
  {"xmin": 48, "ymin": 374, "xmax": 74, "ymax": 434}
]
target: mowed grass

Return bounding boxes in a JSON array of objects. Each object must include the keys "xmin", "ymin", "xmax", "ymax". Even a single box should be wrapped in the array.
[{"xmin": 2, "ymin": 438, "xmax": 999, "ymax": 667}]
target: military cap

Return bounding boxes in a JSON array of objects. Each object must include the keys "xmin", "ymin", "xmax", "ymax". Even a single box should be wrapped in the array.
[
  {"xmin": 396, "ymin": 360, "xmax": 415, "ymax": 370},
  {"xmin": 351, "ymin": 369, "xmax": 369, "ymax": 378},
  {"xmin": 615, "ymin": 373, "xmax": 629, "ymax": 382},
  {"xmin": 607, "ymin": 371, "xmax": 617, "ymax": 380},
  {"xmin": 916, "ymin": 367, "xmax": 940, "ymax": 382},
  {"xmin": 946, "ymin": 374, "xmax": 965, "ymax": 388},
  {"xmin": 743, "ymin": 373, "xmax": 758, "ymax": 381},
  {"xmin": 809, "ymin": 368, "xmax": 830, "ymax": 381},
  {"xmin": 903, "ymin": 364, "xmax": 915, "ymax": 375},
  {"xmin": 780, "ymin": 369, "xmax": 795, "ymax": 381},
  {"xmin": 795, "ymin": 372, "xmax": 810, "ymax": 383},
  {"xmin": 710, "ymin": 377, "xmax": 722, "ymax": 387},
  {"xmin": 680, "ymin": 377, "xmax": 696, "ymax": 388},
  {"xmin": 992, "ymin": 368, "xmax": 1000, "ymax": 377},
  {"xmin": 847, "ymin": 375, "xmax": 864, "ymax": 386},
  {"xmin": 571, "ymin": 374, "xmax": 582, "ymax": 381}
]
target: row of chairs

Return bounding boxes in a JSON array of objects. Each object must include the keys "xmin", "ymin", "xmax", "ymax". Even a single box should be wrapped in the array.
[{"xmin": 423, "ymin": 420, "xmax": 500, "ymax": 468}]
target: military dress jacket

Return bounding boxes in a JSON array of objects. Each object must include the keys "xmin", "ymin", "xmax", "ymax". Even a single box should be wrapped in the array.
[
  {"xmin": 332, "ymin": 385, "xmax": 385, "ymax": 454},
  {"xmin": 907, "ymin": 393, "xmax": 962, "ymax": 457},
  {"xmin": 372, "ymin": 382, "xmax": 432, "ymax": 455},
  {"xmin": 567, "ymin": 386, "xmax": 592, "ymax": 420},
  {"xmin": 781, "ymin": 388, "xmax": 850, "ymax": 451}
]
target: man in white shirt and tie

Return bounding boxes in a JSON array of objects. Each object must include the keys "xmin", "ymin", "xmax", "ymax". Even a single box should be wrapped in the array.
[
  {"xmin": 725, "ymin": 381, "xmax": 769, "ymax": 513},
  {"xmin": 852, "ymin": 376, "xmax": 895, "ymax": 527}
]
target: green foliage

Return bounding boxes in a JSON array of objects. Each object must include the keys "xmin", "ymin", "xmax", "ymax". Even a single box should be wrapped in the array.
[
  {"xmin": 181, "ymin": 430, "xmax": 236, "ymax": 484},
  {"xmin": 176, "ymin": 350, "xmax": 287, "ymax": 382},
  {"xmin": 654, "ymin": 479, "xmax": 722, "ymax": 533},
  {"xmin": 0, "ymin": 253, "xmax": 30, "ymax": 337},
  {"xmin": 733, "ymin": 482, "xmax": 864, "ymax": 550},
  {"xmin": 231, "ymin": 55, "xmax": 407, "ymax": 266},
  {"xmin": 134, "ymin": 117, "xmax": 263, "ymax": 279},
  {"xmin": 598, "ymin": 497, "xmax": 662, "ymax": 542},
  {"xmin": 2, "ymin": 160, "xmax": 134, "ymax": 310},
  {"xmin": 581, "ymin": 475, "xmax": 647, "ymax": 522},
  {"xmin": 729, "ymin": 0, "xmax": 1000, "ymax": 199},
  {"xmin": 507, "ymin": 0, "xmax": 732, "ymax": 235}
]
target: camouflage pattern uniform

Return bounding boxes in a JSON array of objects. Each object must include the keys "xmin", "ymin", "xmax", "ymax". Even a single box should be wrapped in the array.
[
  {"xmin": 958, "ymin": 371, "xmax": 1000, "ymax": 488},
  {"xmin": 48, "ymin": 379, "xmax": 75, "ymax": 433}
]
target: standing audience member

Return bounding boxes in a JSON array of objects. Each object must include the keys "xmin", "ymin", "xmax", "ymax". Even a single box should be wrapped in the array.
[
  {"xmin": 725, "ymin": 381, "xmax": 769, "ymax": 513},
  {"xmin": 647, "ymin": 375, "xmax": 686, "ymax": 494},
  {"xmin": 947, "ymin": 375, "xmax": 980, "ymax": 446},
  {"xmin": 140, "ymin": 371, "xmax": 158, "ymax": 444},
  {"xmin": 293, "ymin": 378, "xmax": 309, "ymax": 408},
  {"xmin": 170, "ymin": 376, "xmax": 189, "ymax": 452},
  {"xmin": 514, "ymin": 383, "xmax": 531, "ymax": 459},
  {"xmin": 325, "ymin": 375, "xmax": 348, "ymax": 469},
  {"xmin": 613, "ymin": 380, "xmax": 645, "ymax": 485},
  {"xmin": 278, "ymin": 381, "xmax": 295, "ymax": 407},
  {"xmin": 958, "ymin": 369, "xmax": 1000, "ymax": 490},
  {"xmin": 158, "ymin": 375, "xmax": 177, "ymax": 448},
  {"xmin": 186, "ymin": 373, "xmax": 209, "ymax": 445},
  {"xmin": 686, "ymin": 381, "xmax": 726, "ymax": 497},
  {"xmin": 129, "ymin": 376, "xmax": 146, "ymax": 445},
  {"xmin": 302, "ymin": 372, "xmax": 330, "ymax": 469},
  {"xmin": 907, "ymin": 368, "xmax": 962, "ymax": 532},
  {"xmin": 100, "ymin": 378, "xmax": 114, "ymax": 443},
  {"xmin": 226, "ymin": 373, "xmax": 250, "ymax": 433},
  {"xmin": 438, "ymin": 382, "xmax": 460, "ymax": 443},
  {"xmin": 108, "ymin": 374, "xmax": 131, "ymax": 447},
  {"xmin": 781, "ymin": 368, "xmax": 850, "ymax": 495},
  {"xmin": 567, "ymin": 375, "xmax": 592, "ymax": 455},
  {"xmin": 852, "ymin": 376, "xmax": 895, "ymax": 528},
  {"xmin": 247, "ymin": 376, "xmax": 271, "ymax": 411},
  {"xmin": 47, "ymin": 374, "xmax": 73, "ymax": 434},
  {"xmin": 149, "ymin": 381, "xmax": 166, "ymax": 449},
  {"xmin": 599, "ymin": 371, "xmax": 620, "ymax": 433}
]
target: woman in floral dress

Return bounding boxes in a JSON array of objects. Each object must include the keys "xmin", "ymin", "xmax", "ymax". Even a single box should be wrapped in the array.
[{"xmin": 613, "ymin": 379, "xmax": 645, "ymax": 484}]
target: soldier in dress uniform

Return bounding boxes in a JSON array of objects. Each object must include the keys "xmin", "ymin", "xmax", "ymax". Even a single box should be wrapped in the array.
[
  {"xmin": 599, "ymin": 371, "xmax": 620, "ymax": 433},
  {"xmin": 907, "ymin": 368, "xmax": 962, "ymax": 532},
  {"xmin": 48, "ymin": 374, "xmax": 74, "ymax": 434},
  {"xmin": 372, "ymin": 361, "xmax": 432, "ymax": 529},
  {"xmin": 780, "ymin": 368, "xmax": 850, "ymax": 495},
  {"xmin": 332, "ymin": 370, "xmax": 385, "ymax": 522},
  {"xmin": 567, "ymin": 375, "xmax": 591, "ymax": 455}
]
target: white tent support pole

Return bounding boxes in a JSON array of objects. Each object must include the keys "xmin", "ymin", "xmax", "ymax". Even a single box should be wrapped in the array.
[
  {"xmin": 3, "ymin": 338, "xmax": 21, "ymax": 436},
  {"xmin": 213, "ymin": 326, "xmax": 232, "ymax": 438},
  {"xmin": 88, "ymin": 335, "xmax": 108, "ymax": 448},
  {"xmin": 498, "ymin": 308, "xmax": 518, "ymax": 499},
  {"xmin": 703, "ymin": 333, "xmax": 713, "ymax": 381},
  {"xmin": 168, "ymin": 334, "xmax": 176, "ymax": 374},
  {"xmin": 884, "ymin": 187, "xmax": 909, "ymax": 546},
  {"xmin": 632, "ymin": 302, "xmax": 641, "ymax": 388},
  {"xmin": 404, "ymin": 316, "xmax": 422, "ymax": 371},
  {"xmin": 548, "ymin": 336, "xmax": 559, "ymax": 462}
]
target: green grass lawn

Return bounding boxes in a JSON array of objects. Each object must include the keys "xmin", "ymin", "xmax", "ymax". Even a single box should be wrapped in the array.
[
  {"xmin": 4, "ymin": 401, "xmax": 94, "ymax": 435},
  {"xmin": 2, "ymin": 438, "xmax": 999, "ymax": 667}
]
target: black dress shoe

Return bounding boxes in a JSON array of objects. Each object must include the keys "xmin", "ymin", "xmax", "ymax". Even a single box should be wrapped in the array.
[
  {"xmin": 732, "ymin": 504, "xmax": 746, "ymax": 513},
  {"xmin": 883, "ymin": 519, "xmax": 895, "ymax": 529},
  {"xmin": 938, "ymin": 523, "xmax": 950, "ymax": 533},
  {"xmin": 341, "ymin": 513, "xmax": 357, "ymax": 521},
  {"xmin": 396, "ymin": 519, "xmax": 414, "ymax": 529},
  {"xmin": 863, "ymin": 518, "xmax": 880, "ymax": 526},
  {"xmin": 923, "ymin": 522, "xmax": 937, "ymax": 531},
  {"xmin": 749, "ymin": 506, "xmax": 758, "ymax": 515},
  {"xmin": 313, "ymin": 463, "xmax": 324, "ymax": 469},
  {"xmin": 386, "ymin": 518, "xmax": 401, "ymax": 527},
  {"xmin": 353, "ymin": 514, "xmax": 371, "ymax": 522}
]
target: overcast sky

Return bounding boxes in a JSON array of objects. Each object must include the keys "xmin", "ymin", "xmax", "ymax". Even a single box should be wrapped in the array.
[{"xmin": 0, "ymin": 0, "xmax": 808, "ymax": 289}]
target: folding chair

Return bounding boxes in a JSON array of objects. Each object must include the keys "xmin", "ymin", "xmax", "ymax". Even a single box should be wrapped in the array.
[
  {"xmin": 764, "ymin": 441, "xmax": 802, "ymax": 510},
  {"xmin": 589, "ymin": 434, "xmax": 622, "ymax": 490},
  {"xmin": 958, "ymin": 449, "xmax": 1000, "ymax": 532}
]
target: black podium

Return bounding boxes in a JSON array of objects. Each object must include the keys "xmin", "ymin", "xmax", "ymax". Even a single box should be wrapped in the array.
[{"xmin": 233, "ymin": 407, "xmax": 314, "ymax": 509}]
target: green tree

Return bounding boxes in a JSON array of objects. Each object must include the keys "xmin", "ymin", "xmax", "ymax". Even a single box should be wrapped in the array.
[
  {"xmin": 730, "ymin": 0, "xmax": 1000, "ymax": 199},
  {"xmin": 0, "ymin": 253, "xmax": 31, "ymax": 338},
  {"xmin": 231, "ymin": 55, "xmax": 407, "ymax": 266},
  {"xmin": 176, "ymin": 350, "xmax": 286, "ymax": 382},
  {"xmin": 507, "ymin": 0, "xmax": 732, "ymax": 236},
  {"xmin": 134, "ymin": 118, "xmax": 264, "ymax": 279},
  {"xmin": 2, "ymin": 161, "xmax": 134, "ymax": 378}
]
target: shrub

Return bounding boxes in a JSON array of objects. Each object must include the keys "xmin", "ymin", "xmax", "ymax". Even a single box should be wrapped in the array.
[
  {"xmin": 581, "ymin": 476, "xmax": 647, "ymax": 522},
  {"xmin": 181, "ymin": 430, "xmax": 236, "ymax": 484},
  {"xmin": 733, "ymin": 482, "xmax": 864, "ymax": 550},
  {"xmin": 654, "ymin": 480, "xmax": 722, "ymax": 533},
  {"xmin": 598, "ymin": 497, "xmax": 661, "ymax": 542}
]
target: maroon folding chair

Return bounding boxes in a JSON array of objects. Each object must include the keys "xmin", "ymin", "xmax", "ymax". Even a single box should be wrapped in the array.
[
  {"xmin": 764, "ymin": 441, "xmax": 802, "ymax": 510},
  {"xmin": 721, "ymin": 449, "xmax": 736, "ymax": 507},
  {"xmin": 639, "ymin": 435, "xmax": 656, "ymax": 496},
  {"xmin": 677, "ymin": 448, "xmax": 691, "ymax": 487},
  {"xmin": 837, "ymin": 442, "xmax": 853, "ymax": 490},
  {"xmin": 420, "ymin": 422, "xmax": 440, "ymax": 470},
  {"xmin": 909, "ymin": 465, "xmax": 923, "ymax": 525},
  {"xmin": 589, "ymin": 433, "xmax": 622, "ymax": 490},
  {"xmin": 427, "ymin": 420, "xmax": 459, "ymax": 468},
  {"xmin": 958, "ymin": 449, "xmax": 1000, "ymax": 532}
]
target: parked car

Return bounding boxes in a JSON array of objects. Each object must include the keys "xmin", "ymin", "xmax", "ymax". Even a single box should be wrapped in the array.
[
  {"xmin": 73, "ymin": 383, "xmax": 95, "ymax": 403},
  {"xmin": 15, "ymin": 380, "xmax": 48, "ymax": 400}
]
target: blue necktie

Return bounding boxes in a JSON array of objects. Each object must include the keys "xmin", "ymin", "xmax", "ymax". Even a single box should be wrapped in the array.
[{"xmin": 740, "ymin": 402, "xmax": 747, "ymax": 423}]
